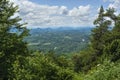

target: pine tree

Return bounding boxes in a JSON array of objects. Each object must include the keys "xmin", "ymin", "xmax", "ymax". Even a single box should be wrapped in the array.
[
  {"xmin": 104, "ymin": 8, "xmax": 120, "ymax": 42},
  {"xmin": 103, "ymin": 8, "xmax": 120, "ymax": 61},
  {"xmin": 91, "ymin": 6, "xmax": 111, "ymax": 55},
  {"xmin": 0, "ymin": 0, "xmax": 29, "ymax": 79}
]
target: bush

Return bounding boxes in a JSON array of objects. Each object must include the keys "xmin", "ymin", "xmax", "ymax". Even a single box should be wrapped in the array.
[
  {"xmin": 84, "ymin": 60, "xmax": 120, "ymax": 80},
  {"xmin": 72, "ymin": 48, "xmax": 98, "ymax": 72},
  {"xmin": 10, "ymin": 52, "xmax": 75, "ymax": 80}
]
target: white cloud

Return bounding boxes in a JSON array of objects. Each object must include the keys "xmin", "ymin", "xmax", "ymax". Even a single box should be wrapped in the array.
[
  {"xmin": 108, "ymin": 0, "xmax": 120, "ymax": 9},
  {"xmin": 68, "ymin": 5, "xmax": 90, "ymax": 17},
  {"xmin": 59, "ymin": 6, "xmax": 68, "ymax": 15},
  {"xmin": 102, "ymin": 0, "xmax": 120, "ymax": 15},
  {"xmin": 10, "ymin": 0, "xmax": 93, "ymax": 28},
  {"xmin": 104, "ymin": 0, "xmax": 120, "ymax": 10}
]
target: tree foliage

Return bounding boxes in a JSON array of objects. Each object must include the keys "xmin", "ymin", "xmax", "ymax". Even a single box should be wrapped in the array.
[
  {"xmin": 91, "ymin": 6, "xmax": 111, "ymax": 55},
  {"xmin": 10, "ymin": 52, "xmax": 75, "ymax": 80},
  {"xmin": 0, "ymin": 0, "xmax": 29, "ymax": 79}
]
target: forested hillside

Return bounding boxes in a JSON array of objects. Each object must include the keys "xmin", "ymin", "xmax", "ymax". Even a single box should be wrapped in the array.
[
  {"xmin": 25, "ymin": 27, "xmax": 91, "ymax": 53},
  {"xmin": 0, "ymin": 0, "xmax": 120, "ymax": 80}
]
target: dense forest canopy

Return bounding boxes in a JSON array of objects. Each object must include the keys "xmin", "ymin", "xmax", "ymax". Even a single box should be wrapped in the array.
[{"xmin": 0, "ymin": 0, "xmax": 120, "ymax": 80}]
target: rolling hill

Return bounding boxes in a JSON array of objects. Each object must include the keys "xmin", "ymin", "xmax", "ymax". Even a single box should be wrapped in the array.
[{"xmin": 25, "ymin": 27, "xmax": 92, "ymax": 54}]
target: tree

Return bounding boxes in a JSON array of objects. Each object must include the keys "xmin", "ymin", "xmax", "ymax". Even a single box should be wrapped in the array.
[
  {"xmin": 0, "ymin": 0, "xmax": 29, "ymax": 79},
  {"xmin": 104, "ymin": 8, "xmax": 120, "ymax": 43},
  {"xmin": 72, "ymin": 49, "xmax": 97, "ymax": 72},
  {"xmin": 105, "ymin": 39, "xmax": 120, "ymax": 62},
  {"xmin": 101, "ymin": 8, "xmax": 120, "ymax": 62},
  {"xmin": 91, "ymin": 6, "xmax": 111, "ymax": 55}
]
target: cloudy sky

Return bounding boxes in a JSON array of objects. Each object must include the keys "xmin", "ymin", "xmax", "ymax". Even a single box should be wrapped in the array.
[{"xmin": 10, "ymin": 0, "xmax": 120, "ymax": 28}]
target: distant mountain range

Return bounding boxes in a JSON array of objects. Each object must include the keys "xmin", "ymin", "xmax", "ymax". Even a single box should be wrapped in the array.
[{"xmin": 29, "ymin": 27, "xmax": 92, "ymax": 34}]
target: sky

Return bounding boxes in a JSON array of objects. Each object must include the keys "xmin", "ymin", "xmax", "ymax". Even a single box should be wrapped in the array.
[{"xmin": 10, "ymin": 0, "xmax": 120, "ymax": 28}]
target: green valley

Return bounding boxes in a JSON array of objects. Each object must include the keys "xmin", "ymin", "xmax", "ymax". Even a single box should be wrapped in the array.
[{"xmin": 25, "ymin": 27, "xmax": 91, "ymax": 54}]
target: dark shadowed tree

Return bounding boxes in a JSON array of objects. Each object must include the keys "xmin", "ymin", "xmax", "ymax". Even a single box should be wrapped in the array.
[
  {"xmin": 0, "ymin": 0, "xmax": 29, "ymax": 79},
  {"xmin": 104, "ymin": 8, "xmax": 120, "ymax": 43},
  {"xmin": 91, "ymin": 6, "xmax": 111, "ymax": 55}
]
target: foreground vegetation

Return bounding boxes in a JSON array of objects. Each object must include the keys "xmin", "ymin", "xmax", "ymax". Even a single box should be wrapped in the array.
[{"xmin": 0, "ymin": 0, "xmax": 120, "ymax": 80}]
